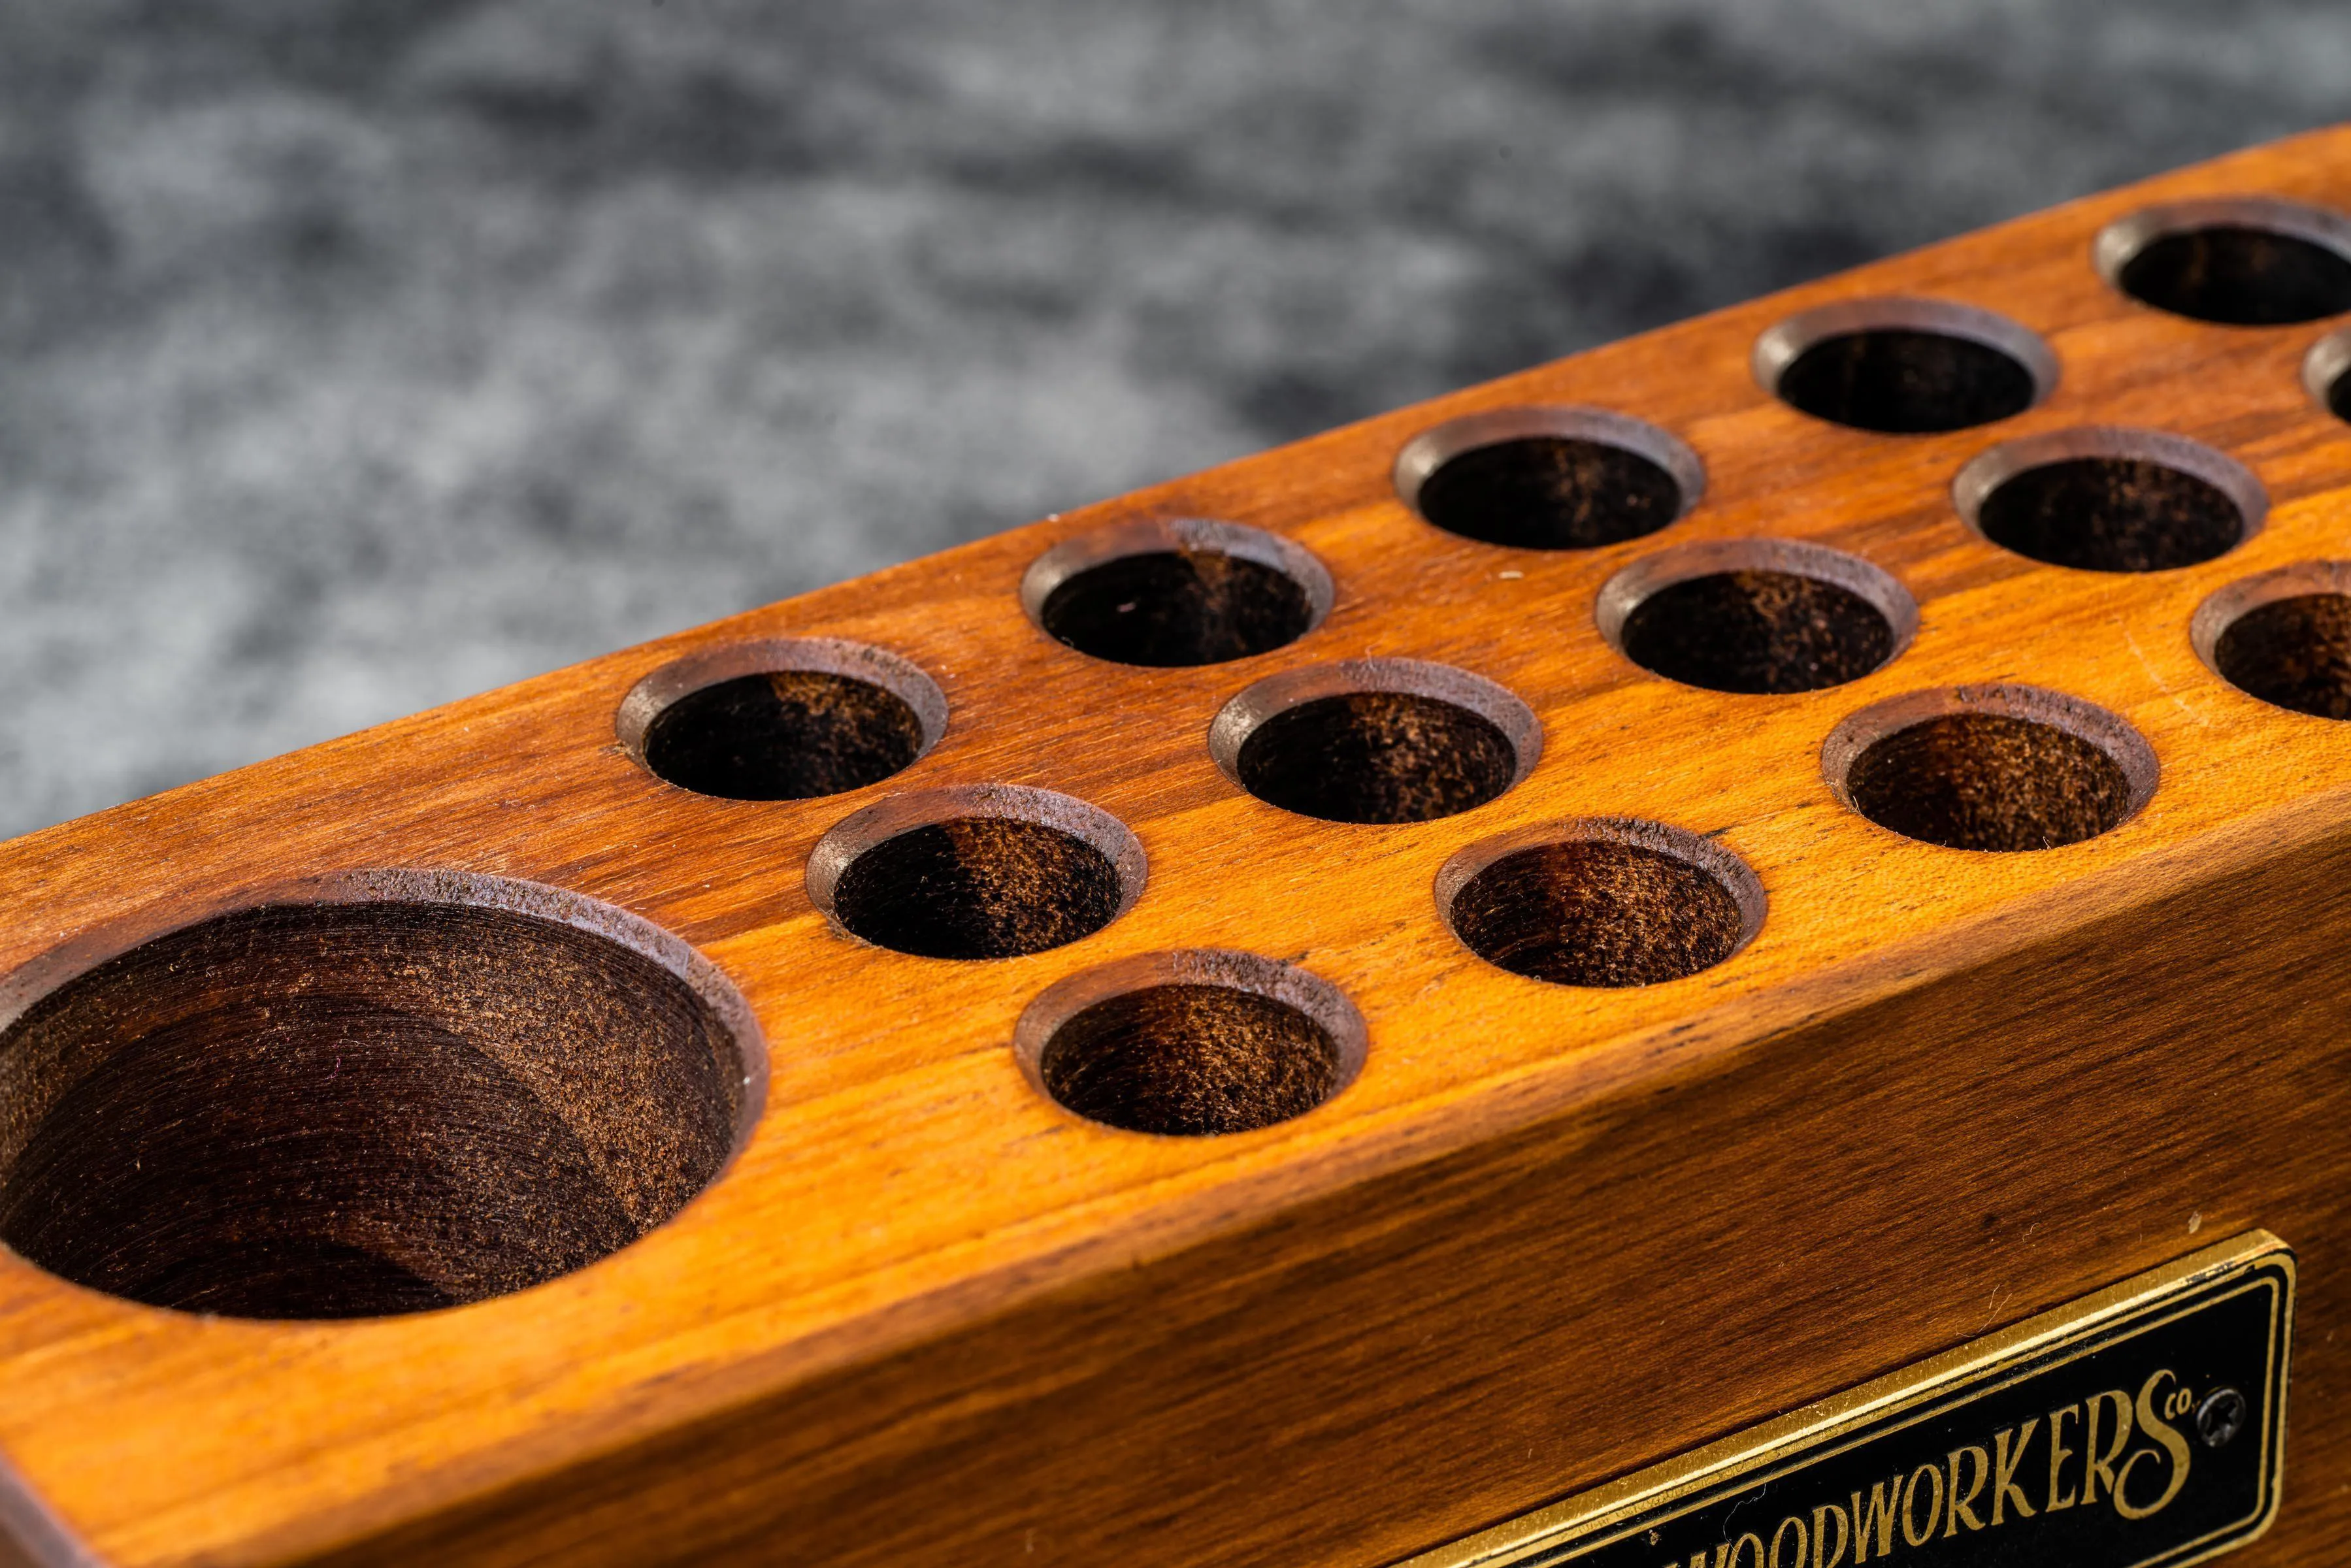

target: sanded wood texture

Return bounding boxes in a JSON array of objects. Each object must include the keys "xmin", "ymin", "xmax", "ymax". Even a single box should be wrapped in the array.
[{"xmin": 4, "ymin": 127, "xmax": 2351, "ymax": 1567}]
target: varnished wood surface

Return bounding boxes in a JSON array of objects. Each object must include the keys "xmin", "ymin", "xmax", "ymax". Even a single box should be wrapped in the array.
[{"xmin": 2, "ymin": 127, "xmax": 2351, "ymax": 1565}]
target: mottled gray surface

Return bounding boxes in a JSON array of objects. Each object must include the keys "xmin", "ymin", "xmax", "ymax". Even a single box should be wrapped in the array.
[{"xmin": 0, "ymin": 1, "xmax": 2342, "ymax": 836}]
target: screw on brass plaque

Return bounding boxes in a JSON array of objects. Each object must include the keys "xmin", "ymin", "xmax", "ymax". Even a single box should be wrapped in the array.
[{"xmin": 1404, "ymin": 1232, "xmax": 2293, "ymax": 1568}]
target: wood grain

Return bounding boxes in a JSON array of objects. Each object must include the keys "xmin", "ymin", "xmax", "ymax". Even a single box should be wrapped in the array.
[{"xmin": 1, "ymin": 126, "xmax": 2350, "ymax": 1566}]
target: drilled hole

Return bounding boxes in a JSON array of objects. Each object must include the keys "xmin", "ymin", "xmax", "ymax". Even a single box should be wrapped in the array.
[
  {"xmin": 1213, "ymin": 661, "xmax": 1539, "ymax": 826},
  {"xmin": 1442, "ymin": 825, "xmax": 1762, "ymax": 987},
  {"xmin": 2101, "ymin": 201, "xmax": 2351, "ymax": 325},
  {"xmin": 644, "ymin": 672, "xmax": 923, "ymax": 798},
  {"xmin": 2214, "ymin": 596, "xmax": 2351, "ymax": 717},
  {"xmin": 0, "ymin": 887, "xmax": 753, "ymax": 1320},
  {"xmin": 810, "ymin": 787, "xmax": 1143, "ymax": 960},
  {"xmin": 1826, "ymin": 689, "xmax": 2155, "ymax": 851},
  {"xmin": 1043, "ymin": 553, "xmax": 1311, "ymax": 664},
  {"xmin": 1602, "ymin": 542, "xmax": 1913, "ymax": 695},
  {"xmin": 1956, "ymin": 431, "xmax": 2263, "ymax": 574},
  {"xmin": 1624, "ymin": 573, "xmax": 1892, "ymax": 693},
  {"xmin": 1023, "ymin": 521, "xmax": 1331, "ymax": 667},
  {"xmin": 1773, "ymin": 331, "xmax": 2037, "ymax": 433},
  {"xmin": 1016, "ymin": 952, "xmax": 1366, "ymax": 1137},
  {"xmin": 1040, "ymin": 987, "xmax": 1336, "ymax": 1135},
  {"xmin": 621, "ymin": 640, "xmax": 946, "ymax": 802},
  {"xmin": 2194, "ymin": 564, "xmax": 2351, "ymax": 720},
  {"xmin": 2302, "ymin": 329, "xmax": 2351, "ymax": 422},
  {"xmin": 1756, "ymin": 300, "xmax": 2052, "ymax": 434},
  {"xmin": 1240, "ymin": 694, "xmax": 1513, "ymax": 823},
  {"xmin": 1396, "ymin": 408, "xmax": 1702, "ymax": 551},
  {"xmin": 1979, "ymin": 461, "xmax": 2241, "ymax": 571}
]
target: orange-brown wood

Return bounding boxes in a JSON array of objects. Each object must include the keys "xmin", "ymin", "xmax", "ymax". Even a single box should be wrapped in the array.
[{"xmin": 3, "ymin": 126, "xmax": 2351, "ymax": 1568}]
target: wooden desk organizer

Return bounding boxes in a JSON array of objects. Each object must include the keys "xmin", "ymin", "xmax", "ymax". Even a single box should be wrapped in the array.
[{"xmin": 5, "ymin": 127, "xmax": 2351, "ymax": 1568}]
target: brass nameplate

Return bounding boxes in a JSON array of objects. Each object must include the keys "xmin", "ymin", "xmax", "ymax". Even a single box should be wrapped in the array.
[{"xmin": 1406, "ymin": 1232, "xmax": 2293, "ymax": 1568}]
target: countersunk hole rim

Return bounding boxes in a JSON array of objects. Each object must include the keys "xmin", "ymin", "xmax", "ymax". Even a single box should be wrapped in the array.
[
  {"xmin": 0, "ymin": 868, "xmax": 767, "ymax": 1321},
  {"xmin": 1392, "ymin": 405, "xmax": 1705, "ymax": 551},
  {"xmin": 616, "ymin": 637, "xmax": 949, "ymax": 800},
  {"xmin": 2191, "ymin": 560, "xmax": 2351, "ymax": 719},
  {"xmin": 1820, "ymin": 684, "xmax": 2160, "ymax": 852},
  {"xmin": 2301, "ymin": 326, "xmax": 2351, "ymax": 419},
  {"xmin": 1436, "ymin": 817, "xmax": 1766, "ymax": 988},
  {"xmin": 1208, "ymin": 657, "xmax": 1544, "ymax": 825},
  {"xmin": 806, "ymin": 784, "xmax": 1148, "ymax": 960},
  {"xmin": 1950, "ymin": 425, "xmax": 2267, "ymax": 573},
  {"xmin": 1595, "ymin": 538, "xmax": 1920, "ymax": 694},
  {"xmin": 1011, "ymin": 949, "xmax": 1368, "ymax": 1138},
  {"xmin": 1017, "ymin": 517, "xmax": 1336, "ymax": 668},
  {"xmin": 1751, "ymin": 295, "xmax": 2059, "ymax": 433},
  {"xmin": 2094, "ymin": 196, "xmax": 2351, "ymax": 325}
]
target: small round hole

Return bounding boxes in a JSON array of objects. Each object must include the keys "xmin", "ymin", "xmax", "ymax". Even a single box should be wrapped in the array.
[
  {"xmin": 1598, "ymin": 540, "xmax": 1916, "ymax": 694},
  {"xmin": 1394, "ymin": 407, "xmax": 1703, "ymax": 551},
  {"xmin": 1438, "ymin": 820, "xmax": 1764, "ymax": 987},
  {"xmin": 1755, "ymin": 298, "xmax": 2054, "ymax": 434},
  {"xmin": 2193, "ymin": 562, "xmax": 2351, "ymax": 719},
  {"xmin": 1823, "ymin": 686, "xmax": 2157, "ymax": 851},
  {"xmin": 0, "ymin": 875, "xmax": 760, "ymax": 1320},
  {"xmin": 1021, "ymin": 519, "xmax": 1332, "ymax": 668},
  {"xmin": 619, "ymin": 639, "xmax": 947, "ymax": 801},
  {"xmin": 2301, "ymin": 327, "xmax": 2351, "ymax": 423},
  {"xmin": 808, "ymin": 786, "xmax": 1145, "ymax": 960},
  {"xmin": 1015, "ymin": 951, "xmax": 1366, "ymax": 1136},
  {"xmin": 2097, "ymin": 199, "xmax": 2351, "ymax": 325},
  {"xmin": 1954, "ymin": 428, "xmax": 2265, "ymax": 573},
  {"xmin": 1209, "ymin": 659, "xmax": 1541, "ymax": 825}
]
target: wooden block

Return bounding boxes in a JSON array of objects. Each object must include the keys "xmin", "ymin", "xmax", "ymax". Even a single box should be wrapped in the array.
[{"xmin": 5, "ymin": 126, "xmax": 2351, "ymax": 1567}]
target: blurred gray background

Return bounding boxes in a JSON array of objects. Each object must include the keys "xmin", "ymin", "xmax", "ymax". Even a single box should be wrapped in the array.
[{"xmin": 0, "ymin": 0, "xmax": 2342, "ymax": 836}]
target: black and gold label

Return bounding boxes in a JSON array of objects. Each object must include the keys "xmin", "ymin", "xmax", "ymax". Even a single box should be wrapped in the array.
[{"xmin": 1406, "ymin": 1232, "xmax": 2292, "ymax": 1568}]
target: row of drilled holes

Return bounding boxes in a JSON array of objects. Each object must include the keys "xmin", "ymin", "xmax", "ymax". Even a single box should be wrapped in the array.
[
  {"xmin": 14, "ymin": 199, "xmax": 2351, "ymax": 1328},
  {"xmin": 623, "ymin": 199, "xmax": 2351, "ymax": 1143}
]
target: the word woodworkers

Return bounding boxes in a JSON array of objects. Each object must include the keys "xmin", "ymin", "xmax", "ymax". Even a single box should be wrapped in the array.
[{"xmin": 1662, "ymin": 1367, "xmax": 2203, "ymax": 1568}]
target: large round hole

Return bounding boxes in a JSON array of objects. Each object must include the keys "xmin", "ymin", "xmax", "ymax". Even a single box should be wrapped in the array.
[
  {"xmin": 1209, "ymin": 659, "xmax": 1541, "ymax": 825},
  {"xmin": 1021, "ymin": 519, "xmax": 1332, "ymax": 667},
  {"xmin": 1754, "ymin": 299, "xmax": 2054, "ymax": 434},
  {"xmin": 1015, "ymin": 951, "xmax": 1366, "ymax": 1136},
  {"xmin": 1954, "ymin": 428, "xmax": 2264, "ymax": 573},
  {"xmin": 1824, "ymin": 687, "xmax": 2157, "ymax": 852},
  {"xmin": 808, "ymin": 785, "xmax": 1145, "ymax": 960},
  {"xmin": 1439, "ymin": 821, "xmax": 1764, "ymax": 987},
  {"xmin": 2193, "ymin": 562, "xmax": 2351, "ymax": 719},
  {"xmin": 0, "ymin": 878, "xmax": 757, "ymax": 1320},
  {"xmin": 619, "ymin": 638, "xmax": 947, "ymax": 801},
  {"xmin": 1394, "ymin": 407, "xmax": 1702, "ymax": 551},
  {"xmin": 2097, "ymin": 199, "xmax": 2351, "ymax": 325},
  {"xmin": 1598, "ymin": 540, "xmax": 1916, "ymax": 694}
]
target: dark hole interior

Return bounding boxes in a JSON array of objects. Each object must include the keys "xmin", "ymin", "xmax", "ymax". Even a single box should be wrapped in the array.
[
  {"xmin": 1039, "ymin": 549, "xmax": 1315, "ymax": 666},
  {"xmin": 1038, "ymin": 984, "xmax": 1339, "ymax": 1135},
  {"xmin": 642, "ymin": 670, "xmax": 926, "ymax": 800},
  {"xmin": 1844, "ymin": 713, "xmax": 2137, "ymax": 851},
  {"xmin": 1975, "ymin": 456, "xmax": 2245, "ymax": 572},
  {"xmin": 1415, "ymin": 436, "xmax": 1683, "ymax": 550},
  {"xmin": 1450, "ymin": 841, "xmax": 1747, "ymax": 987},
  {"xmin": 1619, "ymin": 570, "xmax": 1897, "ymax": 694},
  {"xmin": 2212, "ymin": 593, "xmax": 2351, "ymax": 719},
  {"xmin": 0, "ymin": 902, "xmax": 742, "ymax": 1320},
  {"xmin": 829, "ymin": 817, "xmax": 1125, "ymax": 959},
  {"xmin": 1773, "ymin": 328, "xmax": 2039, "ymax": 434},
  {"xmin": 1234, "ymin": 691, "xmax": 1519, "ymax": 824},
  {"xmin": 2116, "ymin": 225, "xmax": 2351, "ymax": 325},
  {"xmin": 2326, "ymin": 365, "xmax": 2351, "ymax": 424}
]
